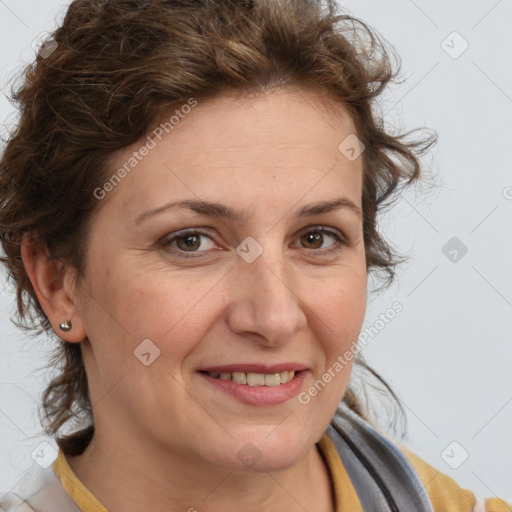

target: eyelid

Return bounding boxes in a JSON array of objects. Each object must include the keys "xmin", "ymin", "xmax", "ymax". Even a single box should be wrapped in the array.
[
  {"xmin": 293, "ymin": 225, "xmax": 349, "ymax": 253},
  {"xmin": 158, "ymin": 227, "xmax": 216, "ymax": 258},
  {"xmin": 296, "ymin": 224, "xmax": 346, "ymax": 240},
  {"xmin": 158, "ymin": 224, "xmax": 349, "ymax": 258}
]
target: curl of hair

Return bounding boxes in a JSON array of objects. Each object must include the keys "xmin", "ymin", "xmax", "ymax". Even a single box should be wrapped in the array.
[{"xmin": 0, "ymin": 0, "xmax": 437, "ymax": 453}]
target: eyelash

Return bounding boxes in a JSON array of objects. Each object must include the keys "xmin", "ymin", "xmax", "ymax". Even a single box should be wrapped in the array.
[{"xmin": 158, "ymin": 226, "xmax": 349, "ymax": 259}]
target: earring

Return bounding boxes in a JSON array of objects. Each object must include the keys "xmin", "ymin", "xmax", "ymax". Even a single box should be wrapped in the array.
[{"xmin": 59, "ymin": 320, "xmax": 72, "ymax": 332}]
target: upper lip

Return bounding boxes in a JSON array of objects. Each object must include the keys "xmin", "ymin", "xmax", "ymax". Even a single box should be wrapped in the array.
[{"xmin": 199, "ymin": 363, "xmax": 308, "ymax": 374}]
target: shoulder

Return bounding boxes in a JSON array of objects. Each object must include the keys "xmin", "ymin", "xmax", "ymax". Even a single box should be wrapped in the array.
[
  {"xmin": 0, "ymin": 491, "xmax": 37, "ymax": 512},
  {"xmin": 0, "ymin": 459, "xmax": 80, "ymax": 512},
  {"xmin": 396, "ymin": 443, "xmax": 511, "ymax": 512},
  {"xmin": 327, "ymin": 406, "xmax": 510, "ymax": 512}
]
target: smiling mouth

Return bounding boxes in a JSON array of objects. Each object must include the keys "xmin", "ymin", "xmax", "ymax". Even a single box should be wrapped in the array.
[{"xmin": 199, "ymin": 370, "xmax": 296, "ymax": 386}]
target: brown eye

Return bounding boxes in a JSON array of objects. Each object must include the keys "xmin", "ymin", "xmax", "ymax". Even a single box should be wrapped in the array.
[
  {"xmin": 175, "ymin": 233, "xmax": 202, "ymax": 251},
  {"xmin": 296, "ymin": 226, "xmax": 347, "ymax": 254},
  {"xmin": 159, "ymin": 228, "xmax": 216, "ymax": 258},
  {"xmin": 301, "ymin": 231, "xmax": 324, "ymax": 249}
]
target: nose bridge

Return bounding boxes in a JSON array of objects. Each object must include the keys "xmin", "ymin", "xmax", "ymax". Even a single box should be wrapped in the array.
[{"xmin": 228, "ymin": 238, "xmax": 307, "ymax": 345}]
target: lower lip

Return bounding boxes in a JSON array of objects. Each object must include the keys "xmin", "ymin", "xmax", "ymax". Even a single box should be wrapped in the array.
[{"xmin": 198, "ymin": 371, "xmax": 308, "ymax": 406}]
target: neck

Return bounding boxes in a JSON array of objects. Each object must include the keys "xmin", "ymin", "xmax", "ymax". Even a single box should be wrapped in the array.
[{"xmin": 65, "ymin": 427, "xmax": 334, "ymax": 512}]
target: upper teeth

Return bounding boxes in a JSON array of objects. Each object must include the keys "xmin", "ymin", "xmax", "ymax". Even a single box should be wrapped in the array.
[{"xmin": 206, "ymin": 371, "xmax": 295, "ymax": 386}]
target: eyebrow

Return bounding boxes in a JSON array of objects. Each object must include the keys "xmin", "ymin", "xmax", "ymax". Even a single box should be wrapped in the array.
[{"xmin": 135, "ymin": 196, "xmax": 363, "ymax": 225}]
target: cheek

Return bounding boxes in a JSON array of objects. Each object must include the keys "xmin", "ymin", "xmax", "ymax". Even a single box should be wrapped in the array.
[
  {"xmin": 298, "ymin": 272, "xmax": 365, "ymax": 415},
  {"xmin": 304, "ymin": 270, "xmax": 366, "ymax": 407},
  {"xmin": 80, "ymin": 254, "xmax": 223, "ymax": 364},
  {"xmin": 310, "ymin": 266, "xmax": 367, "ymax": 346},
  {"xmin": 80, "ymin": 238, "xmax": 367, "ymax": 372}
]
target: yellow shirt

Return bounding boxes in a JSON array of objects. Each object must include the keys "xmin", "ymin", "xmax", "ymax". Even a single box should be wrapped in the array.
[
  {"xmin": 315, "ymin": 434, "xmax": 511, "ymax": 512},
  {"xmin": 51, "ymin": 435, "xmax": 511, "ymax": 512}
]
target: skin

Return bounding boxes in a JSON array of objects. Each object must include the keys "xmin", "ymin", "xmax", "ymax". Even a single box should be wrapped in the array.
[{"xmin": 22, "ymin": 87, "xmax": 367, "ymax": 512}]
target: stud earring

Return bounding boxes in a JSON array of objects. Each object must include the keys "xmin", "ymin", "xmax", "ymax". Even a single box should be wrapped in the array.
[{"xmin": 59, "ymin": 320, "xmax": 72, "ymax": 332}]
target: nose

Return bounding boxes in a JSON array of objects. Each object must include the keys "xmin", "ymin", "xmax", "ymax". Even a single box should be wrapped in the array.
[{"xmin": 226, "ymin": 246, "xmax": 308, "ymax": 348}]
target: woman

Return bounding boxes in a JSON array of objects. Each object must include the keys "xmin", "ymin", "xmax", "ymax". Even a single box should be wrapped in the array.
[{"xmin": 0, "ymin": 0, "xmax": 509, "ymax": 510}]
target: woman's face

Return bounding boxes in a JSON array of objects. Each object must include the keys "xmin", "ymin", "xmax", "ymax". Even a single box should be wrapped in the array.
[{"xmin": 74, "ymin": 87, "xmax": 367, "ymax": 471}]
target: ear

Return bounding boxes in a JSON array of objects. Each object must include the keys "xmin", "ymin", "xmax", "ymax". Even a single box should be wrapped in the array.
[{"xmin": 20, "ymin": 233, "xmax": 87, "ymax": 343}]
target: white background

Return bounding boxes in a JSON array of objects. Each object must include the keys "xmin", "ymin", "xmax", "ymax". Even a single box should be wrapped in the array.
[{"xmin": 0, "ymin": 0, "xmax": 511, "ymax": 503}]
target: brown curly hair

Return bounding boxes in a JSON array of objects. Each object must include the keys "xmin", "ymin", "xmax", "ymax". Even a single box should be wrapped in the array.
[{"xmin": 0, "ymin": 0, "xmax": 436, "ymax": 455}]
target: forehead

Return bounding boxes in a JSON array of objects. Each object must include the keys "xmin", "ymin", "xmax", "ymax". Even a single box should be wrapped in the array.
[{"xmin": 104, "ymin": 87, "xmax": 363, "ymax": 215}]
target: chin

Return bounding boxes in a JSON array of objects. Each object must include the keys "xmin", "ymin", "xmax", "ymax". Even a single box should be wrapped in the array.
[{"xmin": 212, "ymin": 430, "xmax": 314, "ymax": 473}]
